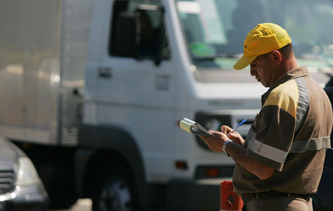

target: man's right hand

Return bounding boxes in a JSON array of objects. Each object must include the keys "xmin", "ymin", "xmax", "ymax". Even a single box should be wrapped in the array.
[{"xmin": 221, "ymin": 125, "xmax": 245, "ymax": 145}]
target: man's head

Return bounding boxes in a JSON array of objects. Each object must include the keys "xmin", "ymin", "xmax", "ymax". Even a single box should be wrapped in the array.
[
  {"xmin": 248, "ymin": 48, "xmax": 288, "ymax": 87},
  {"xmin": 233, "ymin": 23, "xmax": 292, "ymax": 70}
]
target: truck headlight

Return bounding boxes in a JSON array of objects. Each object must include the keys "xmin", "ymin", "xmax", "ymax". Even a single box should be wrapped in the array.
[
  {"xmin": 204, "ymin": 118, "xmax": 222, "ymax": 131},
  {"xmin": 16, "ymin": 157, "xmax": 40, "ymax": 186},
  {"xmin": 195, "ymin": 112, "xmax": 232, "ymax": 150}
]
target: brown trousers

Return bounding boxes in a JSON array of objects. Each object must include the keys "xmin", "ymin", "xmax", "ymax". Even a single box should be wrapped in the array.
[{"xmin": 242, "ymin": 196, "xmax": 313, "ymax": 211}]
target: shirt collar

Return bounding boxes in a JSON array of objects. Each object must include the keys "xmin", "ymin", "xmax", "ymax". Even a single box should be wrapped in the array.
[{"xmin": 261, "ymin": 66, "xmax": 309, "ymax": 104}]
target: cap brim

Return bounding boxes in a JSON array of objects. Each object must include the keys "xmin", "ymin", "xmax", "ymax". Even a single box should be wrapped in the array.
[{"xmin": 233, "ymin": 55, "xmax": 257, "ymax": 70}]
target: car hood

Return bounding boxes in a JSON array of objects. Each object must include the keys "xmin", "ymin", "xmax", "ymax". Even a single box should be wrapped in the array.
[
  {"xmin": 0, "ymin": 137, "xmax": 23, "ymax": 164},
  {"xmin": 0, "ymin": 137, "xmax": 24, "ymax": 194}
]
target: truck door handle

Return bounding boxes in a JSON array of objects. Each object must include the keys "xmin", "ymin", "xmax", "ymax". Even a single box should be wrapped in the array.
[{"xmin": 98, "ymin": 67, "xmax": 112, "ymax": 78}]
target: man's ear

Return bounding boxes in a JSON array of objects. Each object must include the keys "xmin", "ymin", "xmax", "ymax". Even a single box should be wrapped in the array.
[{"xmin": 271, "ymin": 50, "xmax": 282, "ymax": 65}]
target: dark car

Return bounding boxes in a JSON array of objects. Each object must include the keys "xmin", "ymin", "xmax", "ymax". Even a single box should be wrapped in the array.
[
  {"xmin": 312, "ymin": 75, "xmax": 333, "ymax": 211},
  {"xmin": 0, "ymin": 136, "xmax": 48, "ymax": 211}
]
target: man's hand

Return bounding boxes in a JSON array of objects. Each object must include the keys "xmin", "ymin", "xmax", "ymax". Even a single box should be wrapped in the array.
[
  {"xmin": 199, "ymin": 131, "xmax": 228, "ymax": 152},
  {"xmin": 200, "ymin": 125, "xmax": 245, "ymax": 152},
  {"xmin": 199, "ymin": 125, "xmax": 245, "ymax": 152},
  {"xmin": 200, "ymin": 125, "xmax": 275, "ymax": 180},
  {"xmin": 221, "ymin": 125, "xmax": 245, "ymax": 145}
]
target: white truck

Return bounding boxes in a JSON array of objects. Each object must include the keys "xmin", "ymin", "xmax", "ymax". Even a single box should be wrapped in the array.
[{"xmin": 0, "ymin": 0, "xmax": 332, "ymax": 210}]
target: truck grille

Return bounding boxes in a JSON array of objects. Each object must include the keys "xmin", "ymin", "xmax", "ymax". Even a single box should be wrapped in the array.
[{"xmin": 0, "ymin": 169, "xmax": 15, "ymax": 194}]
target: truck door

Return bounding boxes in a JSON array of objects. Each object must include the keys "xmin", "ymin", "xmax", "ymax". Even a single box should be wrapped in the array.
[{"xmin": 92, "ymin": 0, "xmax": 175, "ymax": 181}]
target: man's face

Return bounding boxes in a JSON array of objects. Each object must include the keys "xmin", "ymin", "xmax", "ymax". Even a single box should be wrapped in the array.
[{"xmin": 250, "ymin": 53, "xmax": 276, "ymax": 87}]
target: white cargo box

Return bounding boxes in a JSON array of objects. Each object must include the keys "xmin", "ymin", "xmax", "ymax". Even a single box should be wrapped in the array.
[{"xmin": 0, "ymin": 0, "xmax": 93, "ymax": 145}]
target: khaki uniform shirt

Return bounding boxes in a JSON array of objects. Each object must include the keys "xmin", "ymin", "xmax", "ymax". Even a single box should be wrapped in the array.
[{"xmin": 233, "ymin": 67, "xmax": 333, "ymax": 195}]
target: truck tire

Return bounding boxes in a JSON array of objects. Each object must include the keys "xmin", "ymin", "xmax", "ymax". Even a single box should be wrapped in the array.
[{"xmin": 92, "ymin": 163, "xmax": 138, "ymax": 211}]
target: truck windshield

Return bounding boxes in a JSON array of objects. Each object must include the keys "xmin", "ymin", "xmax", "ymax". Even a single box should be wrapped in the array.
[{"xmin": 176, "ymin": 0, "xmax": 333, "ymax": 71}]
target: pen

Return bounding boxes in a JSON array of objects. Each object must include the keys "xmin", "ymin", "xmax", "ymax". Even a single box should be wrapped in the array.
[{"xmin": 230, "ymin": 119, "xmax": 247, "ymax": 133}]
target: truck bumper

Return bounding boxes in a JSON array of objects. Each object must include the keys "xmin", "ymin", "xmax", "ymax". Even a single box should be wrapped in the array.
[
  {"xmin": 167, "ymin": 178, "xmax": 231, "ymax": 211},
  {"xmin": 1, "ymin": 183, "xmax": 49, "ymax": 211}
]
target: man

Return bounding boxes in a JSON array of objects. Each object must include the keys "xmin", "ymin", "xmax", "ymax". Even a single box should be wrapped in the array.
[{"xmin": 200, "ymin": 23, "xmax": 333, "ymax": 211}]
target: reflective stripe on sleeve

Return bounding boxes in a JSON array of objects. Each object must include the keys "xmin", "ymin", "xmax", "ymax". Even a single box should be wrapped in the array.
[
  {"xmin": 248, "ymin": 139, "xmax": 288, "ymax": 164},
  {"xmin": 290, "ymin": 136, "xmax": 331, "ymax": 153},
  {"xmin": 248, "ymin": 136, "xmax": 331, "ymax": 164}
]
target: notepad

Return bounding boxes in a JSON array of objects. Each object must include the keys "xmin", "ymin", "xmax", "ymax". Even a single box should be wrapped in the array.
[{"xmin": 179, "ymin": 118, "xmax": 212, "ymax": 137}]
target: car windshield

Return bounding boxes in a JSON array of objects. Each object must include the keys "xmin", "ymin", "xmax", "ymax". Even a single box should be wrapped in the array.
[{"xmin": 176, "ymin": 0, "xmax": 333, "ymax": 71}]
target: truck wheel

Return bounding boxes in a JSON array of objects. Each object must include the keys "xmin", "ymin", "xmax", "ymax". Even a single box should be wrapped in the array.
[{"xmin": 92, "ymin": 165, "xmax": 137, "ymax": 211}]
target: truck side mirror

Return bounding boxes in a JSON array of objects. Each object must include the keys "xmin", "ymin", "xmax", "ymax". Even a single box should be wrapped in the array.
[
  {"xmin": 114, "ymin": 6, "xmax": 166, "ymax": 66},
  {"xmin": 114, "ymin": 12, "xmax": 138, "ymax": 57},
  {"xmin": 135, "ymin": 6, "xmax": 165, "ymax": 66}
]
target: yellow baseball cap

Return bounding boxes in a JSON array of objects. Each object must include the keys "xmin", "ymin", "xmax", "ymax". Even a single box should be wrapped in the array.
[{"xmin": 233, "ymin": 23, "xmax": 292, "ymax": 70}]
